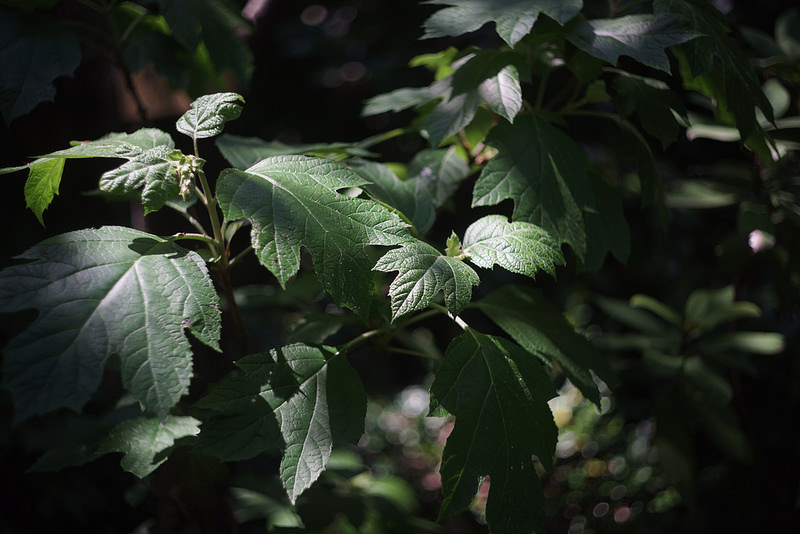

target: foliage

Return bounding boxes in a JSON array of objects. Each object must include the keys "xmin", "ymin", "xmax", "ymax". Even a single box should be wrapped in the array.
[{"xmin": 1, "ymin": 1, "xmax": 799, "ymax": 533}]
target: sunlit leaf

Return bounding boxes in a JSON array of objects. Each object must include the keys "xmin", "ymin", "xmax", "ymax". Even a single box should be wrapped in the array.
[{"xmin": 176, "ymin": 92, "xmax": 244, "ymax": 141}]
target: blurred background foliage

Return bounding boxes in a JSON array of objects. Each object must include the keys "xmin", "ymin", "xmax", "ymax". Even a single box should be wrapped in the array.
[{"xmin": 1, "ymin": 0, "xmax": 799, "ymax": 533}]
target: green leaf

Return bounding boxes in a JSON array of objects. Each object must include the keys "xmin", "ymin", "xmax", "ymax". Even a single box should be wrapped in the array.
[
  {"xmin": 45, "ymin": 128, "xmax": 176, "ymax": 158},
  {"xmin": 196, "ymin": 344, "xmax": 366, "ymax": 503},
  {"xmin": 630, "ymin": 294, "xmax": 683, "ymax": 326},
  {"xmin": 361, "ymin": 81, "xmax": 449, "ymax": 116},
  {"xmin": 684, "ymin": 285, "xmax": 761, "ymax": 332},
  {"xmin": 613, "ymin": 73, "xmax": 687, "ymax": 149},
  {"xmin": 566, "ymin": 14, "xmax": 700, "ymax": 72},
  {"xmin": 23, "ymin": 158, "xmax": 63, "ymax": 226},
  {"xmin": 374, "ymin": 240, "xmax": 479, "ymax": 320},
  {"xmin": 216, "ymin": 134, "xmax": 374, "ymax": 170},
  {"xmin": 656, "ymin": 0, "xmax": 774, "ymax": 144},
  {"xmin": 0, "ymin": 226, "xmax": 221, "ymax": 421},
  {"xmin": 0, "ymin": 10, "xmax": 80, "ymax": 124},
  {"xmin": 216, "ymin": 156, "xmax": 411, "ymax": 318},
  {"xmin": 463, "ymin": 215, "xmax": 564, "ymax": 277},
  {"xmin": 473, "ymin": 113, "xmax": 594, "ymax": 261},
  {"xmin": 422, "ymin": 0, "xmax": 582, "ymax": 47},
  {"xmin": 96, "ymin": 416, "xmax": 200, "ymax": 478},
  {"xmin": 472, "ymin": 285, "xmax": 617, "ymax": 405},
  {"xmin": 407, "ymin": 147, "xmax": 471, "ymax": 207},
  {"xmin": 176, "ymin": 92, "xmax": 244, "ymax": 141},
  {"xmin": 430, "ymin": 331, "xmax": 558, "ymax": 533},
  {"xmin": 351, "ymin": 160, "xmax": 436, "ymax": 235},
  {"xmin": 695, "ymin": 332, "xmax": 785, "ymax": 355},
  {"xmin": 98, "ymin": 146, "xmax": 181, "ymax": 214},
  {"xmin": 579, "ymin": 176, "xmax": 631, "ymax": 271}
]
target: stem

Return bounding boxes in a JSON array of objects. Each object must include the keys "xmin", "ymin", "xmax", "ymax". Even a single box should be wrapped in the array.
[
  {"xmin": 197, "ymin": 170, "xmax": 224, "ymax": 255},
  {"xmin": 228, "ymin": 245, "xmax": 254, "ymax": 269},
  {"xmin": 171, "ymin": 233, "xmax": 219, "ymax": 247},
  {"xmin": 534, "ymin": 67, "xmax": 551, "ymax": 110},
  {"xmin": 384, "ymin": 346, "xmax": 439, "ymax": 361},
  {"xmin": 430, "ymin": 303, "xmax": 470, "ymax": 331},
  {"xmin": 339, "ymin": 329, "xmax": 384, "ymax": 353}
]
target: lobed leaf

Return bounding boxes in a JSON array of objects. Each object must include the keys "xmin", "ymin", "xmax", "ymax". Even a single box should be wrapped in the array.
[
  {"xmin": 430, "ymin": 331, "xmax": 558, "ymax": 533},
  {"xmin": 216, "ymin": 155, "xmax": 411, "ymax": 318},
  {"xmin": 406, "ymin": 147, "xmax": 470, "ymax": 207},
  {"xmin": 612, "ymin": 73, "xmax": 688, "ymax": 149},
  {"xmin": 196, "ymin": 344, "xmax": 366, "ymax": 503},
  {"xmin": 22, "ymin": 158, "xmax": 64, "ymax": 226},
  {"xmin": 472, "ymin": 285, "xmax": 617, "ymax": 405},
  {"xmin": 463, "ymin": 215, "xmax": 564, "ymax": 277},
  {"xmin": 0, "ymin": 226, "xmax": 221, "ymax": 421},
  {"xmin": 216, "ymin": 134, "xmax": 374, "ymax": 170},
  {"xmin": 566, "ymin": 14, "xmax": 701, "ymax": 72},
  {"xmin": 473, "ymin": 113, "xmax": 594, "ymax": 261},
  {"xmin": 176, "ymin": 92, "xmax": 244, "ymax": 141},
  {"xmin": 98, "ymin": 145, "xmax": 181, "ymax": 214},
  {"xmin": 422, "ymin": 0, "xmax": 582, "ymax": 47},
  {"xmin": 374, "ymin": 240, "xmax": 480, "ymax": 320}
]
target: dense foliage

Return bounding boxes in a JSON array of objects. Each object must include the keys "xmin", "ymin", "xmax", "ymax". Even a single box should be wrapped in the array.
[{"xmin": 1, "ymin": 1, "xmax": 799, "ymax": 533}]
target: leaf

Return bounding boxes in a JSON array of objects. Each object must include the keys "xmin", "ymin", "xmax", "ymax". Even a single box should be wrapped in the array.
[
  {"xmin": 566, "ymin": 14, "xmax": 701, "ymax": 72},
  {"xmin": 361, "ymin": 81, "xmax": 448, "ymax": 116},
  {"xmin": 462, "ymin": 215, "xmax": 564, "ymax": 277},
  {"xmin": 196, "ymin": 344, "xmax": 366, "ymax": 503},
  {"xmin": 216, "ymin": 134, "xmax": 374, "ymax": 170},
  {"xmin": 684, "ymin": 285, "xmax": 761, "ymax": 332},
  {"xmin": 430, "ymin": 331, "xmax": 558, "ymax": 533},
  {"xmin": 45, "ymin": 128, "xmax": 176, "ymax": 158},
  {"xmin": 351, "ymin": 160, "xmax": 436, "ymax": 235},
  {"xmin": 98, "ymin": 146, "xmax": 181, "ymax": 214},
  {"xmin": 473, "ymin": 113, "xmax": 594, "ymax": 261},
  {"xmin": 406, "ymin": 147, "xmax": 471, "ymax": 207},
  {"xmin": 656, "ymin": 0, "xmax": 774, "ymax": 144},
  {"xmin": 176, "ymin": 92, "xmax": 244, "ymax": 141},
  {"xmin": 612, "ymin": 73, "xmax": 688, "ymax": 149},
  {"xmin": 472, "ymin": 285, "xmax": 617, "ymax": 405},
  {"xmin": 0, "ymin": 226, "xmax": 221, "ymax": 421},
  {"xmin": 216, "ymin": 156, "xmax": 411, "ymax": 318},
  {"xmin": 695, "ymin": 332, "xmax": 785, "ymax": 355},
  {"xmin": 578, "ymin": 176, "xmax": 631, "ymax": 272},
  {"xmin": 23, "ymin": 158, "xmax": 63, "ymax": 226},
  {"xmin": 0, "ymin": 10, "xmax": 81, "ymax": 124},
  {"xmin": 422, "ymin": 0, "xmax": 582, "ymax": 47},
  {"xmin": 373, "ymin": 240, "xmax": 479, "ymax": 320},
  {"xmin": 96, "ymin": 416, "xmax": 200, "ymax": 478}
]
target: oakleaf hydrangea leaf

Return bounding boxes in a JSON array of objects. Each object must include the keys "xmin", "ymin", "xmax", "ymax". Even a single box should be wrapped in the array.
[
  {"xmin": 99, "ymin": 145, "xmax": 182, "ymax": 214},
  {"xmin": 216, "ymin": 156, "xmax": 411, "ymax": 318},
  {"xmin": 473, "ymin": 113, "xmax": 594, "ymax": 261},
  {"xmin": 422, "ymin": 0, "xmax": 582, "ymax": 47},
  {"xmin": 22, "ymin": 158, "xmax": 64, "ymax": 226},
  {"xmin": 463, "ymin": 215, "xmax": 564, "ymax": 277},
  {"xmin": 566, "ymin": 14, "xmax": 701, "ymax": 72},
  {"xmin": 216, "ymin": 134, "xmax": 374, "ymax": 170},
  {"xmin": 176, "ymin": 92, "xmax": 244, "ymax": 141},
  {"xmin": 0, "ymin": 226, "xmax": 221, "ymax": 421},
  {"xmin": 351, "ymin": 160, "xmax": 436, "ymax": 235},
  {"xmin": 406, "ymin": 147, "xmax": 470, "ymax": 207},
  {"xmin": 612, "ymin": 73, "xmax": 688, "ymax": 149},
  {"xmin": 430, "ymin": 331, "xmax": 558, "ymax": 533},
  {"xmin": 95, "ymin": 416, "xmax": 200, "ymax": 478},
  {"xmin": 196, "ymin": 344, "xmax": 366, "ymax": 503},
  {"xmin": 374, "ymin": 240, "xmax": 479, "ymax": 320},
  {"xmin": 45, "ymin": 128, "xmax": 175, "ymax": 158},
  {"xmin": 472, "ymin": 285, "xmax": 617, "ymax": 405}
]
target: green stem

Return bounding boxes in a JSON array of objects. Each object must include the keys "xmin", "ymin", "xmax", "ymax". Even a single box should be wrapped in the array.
[
  {"xmin": 171, "ymin": 233, "xmax": 218, "ymax": 247},
  {"xmin": 339, "ymin": 329, "xmax": 384, "ymax": 353},
  {"xmin": 384, "ymin": 346, "xmax": 439, "ymax": 361},
  {"xmin": 196, "ymin": 170, "xmax": 224, "ymax": 258},
  {"xmin": 430, "ymin": 303, "xmax": 470, "ymax": 331},
  {"xmin": 534, "ymin": 67, "xmax": 552, "ymax": 110},
  {"xmin": 228, "ymin": 245, "xmax": 254, "ymax": 269}
]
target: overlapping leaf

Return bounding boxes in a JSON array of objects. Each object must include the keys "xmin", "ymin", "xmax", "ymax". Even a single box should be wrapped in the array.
[
  {"xmin": 196, "ymin": 344, "xmax": 366, "ymax": 503},
  {"xmin": 98, "ymin": 145, "xmax": 181, "ymax": 214},
  {"xmin": 566, "ymin": 14, "xmax": 701, "ymax": 72},
  {"xmin": 422, "ymin": 0, "xmax": 582, "ymax": 47},
  {"xmin": 216, "ymin": 156, "xmax": 411, "ymax": 317},
  {"xmin": 579, "ymin": 176, "xmax": 631, "ymax": 272},
  {"xmin": 473, "ymin": 113, "xmax": 594, "ymax": 261},
  {"xmin": 176, "ymin": 92, "xmax": 244, "ymax": 141},
  {"xmin": 471, "ymin": 285, "xmax": 617, "ymax": 405},
  {"xmin": 406, "ymin": 147, "xmax": 471, "ymax": 207},
  {"xmin": 0, "ymin": 226, "xmax": 221, "ymax": 421},
  {"xmin": 463, "ymin": 215, "xmax": 564, "ymax": 277},
  {"xmin": 216, "ymin": 134, "xmax": 374, "ymax": 170},
  {"xmin": 374, "ymin": 240, "xmax": 479, "ymax": 320},
  {"xmin": 351, "ymin": 160, "xmax": 436, "ymax": 234},
  {"xmin": 430, "ymin": 331, "xmax": 558, "ymax": 533},
  {"xmin": 612, "ymin": 73, "xmax": 688, "ymax": 149}
]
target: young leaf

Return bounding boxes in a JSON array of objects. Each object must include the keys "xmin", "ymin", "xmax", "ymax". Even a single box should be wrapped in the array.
[
  {"xmin": 0, "ymin": 226, "xmax": 221, "ymax": 421},
  {"xmin": 98, "ymin": 145, "xmax": 182, "ymax": 214},
  {"xmin": 22, "ymin": 158, "xmax": 64, "ymax": 226},
  {"xmin": 566, "ymin": 14, "xmax": 701, "ymax": 72},
  {"xmin": 422, "ymin": 0, "xmax": 582, "ymax": 47},
  {"xmin": 430, "ymin": 331, "xmax": 558, "ymax": 533},
  {"xmin": 216, "ymin": 134, "xmax": 374, "ymax": 170},
  {"xmin": 472, "ymin": 285, "xmax": 617, "ymax": 405},
  {"xmin": 196, "ymin": 344, "xmax": 366, "ymax": 503},
  {"xmin": 373, "ymin": 240, "xmax": 479, "ymax": 320},
  {"xmin": 216, "ymin": 156, "xmax": 411, "ymax": 318},
  {"xmin": 473, "ymin": 113, "xmax": 594, "ymax": 262},
  {"xmin": 351, "ymin": 160, "xmax": 436, "ymax": 235},
  {"xmin": 176, "ymin": 92, "xmax": 244, "ymax": 141},
  {"xmin": 0, "ymin": 10, "xmax": 80, "ymax": 124},
  {"xmin": 463, "ymin": 215, "xmax": 564, "ymax": 277},
  {"xmin": 95, "ymin": 416, "xmax": 201, "ymax": 478},
  {"xmin": 45, "ymin": 128, "xmax": 175, "ymax": 158}
]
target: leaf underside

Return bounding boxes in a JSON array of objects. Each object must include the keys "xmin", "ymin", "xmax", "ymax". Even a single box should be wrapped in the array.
[{"xmin": 0, "ymin": 226, "xmax": 221, "ymax": 421}]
